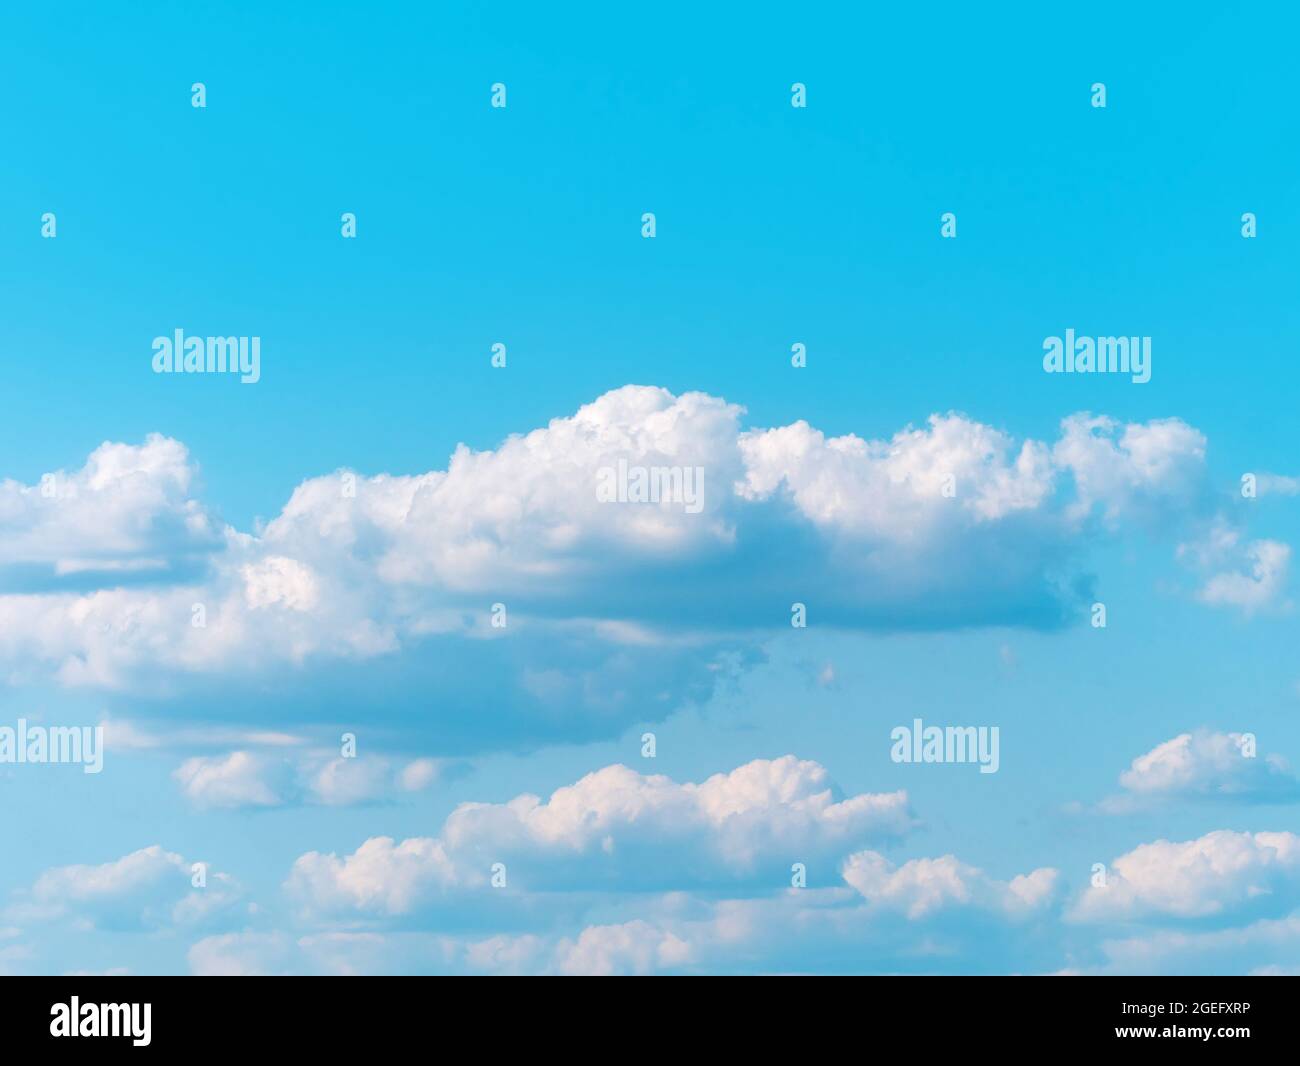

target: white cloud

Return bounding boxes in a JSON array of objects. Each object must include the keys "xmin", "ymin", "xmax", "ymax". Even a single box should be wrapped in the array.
[
  {"xmin": 841, "ymin": 852, "xmax": 1059, "ymax": 920},
  {"xmin": 101, "ymin": 717, "xmax": 306, "ymax": 753},
  {"xmin": 0, "ymin": 434, "xmax": 221, "ymax": 586},
  {"xmin": 174, "ymin": 751, "xmax": 289, "ymax": 810},
  {"xmin": 287, "ymin": 836, "xmax": 463, "ymax": 917},
  {"xmin": 462, "ymin": 855, "xmax": 1061, "ymax": 975},
  {"xmin": 398, "ymin": 758, "xmax": 442, "ymax": 792},
  {"xmin": 285, "ymin": 756, "xmax": 916, "ymax": 917},
  {"xmin": 1198, "ymin": 539, "xmax": 1291, "ymax": 614},
  {"xmin": 441, "ymin": 755, "xmax": 916, "ymax": 869},
  {"xmin": 306, "ymin": 756, "xmax": 399, "ymax": 807},
  {"xmin": 1052, "ymin": 414, "xmax": 1207, "ymax": 527},
  {"xmin": 1106, "ymin": 730, "xmax": 1300, "ymax": 808},
  {"xmin": 248, "ymin": 847, "xmax": 1060, "ymax": 972},
  {"xmin": 1072, "ymin": 830, "xmax": 1300, "ymax": 922},
  {"xmin": 736, "ymin": 413, "xmax": 1056, "ymax": 530},
  {"xmin": 552, "ymin": 920, "xmax": 694, "ymax": 976},
  {"xmin": 7, "ymin": 845, "xmax": 242, "ymax": 932},
  {"xmin": 241, "ymin": 556, "xmax": 319, "ymax": 612},
  {"xmin": 0, "ymin": 388, "xmax": 1223, "ymax": 750},
  {"xmin": 172, "ymin": 750, "xmax": 445, "ymax": 810}
]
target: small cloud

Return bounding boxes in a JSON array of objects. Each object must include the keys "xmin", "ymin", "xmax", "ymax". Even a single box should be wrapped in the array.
[
  {"xmin": 7, "ymin": 845, "xmax": 242, "ymax": 933},
  {"xmin": 1092, "ymin": 730, "xmax": 1300, "ymax": 813},
  {"xmin": 174, "ymin": 752, "xmax": 290, "ymax": 810},
  {"xmin": 172, "ymin": 749, "xmax": 456, "ymax": 811},
  {"xmin": 399, "ymin": 758, "xmax": 444, "ymax": 792},
  {"xmin": 1197, "ymin": 540, "xmax": 1291, "ymax": 615}
]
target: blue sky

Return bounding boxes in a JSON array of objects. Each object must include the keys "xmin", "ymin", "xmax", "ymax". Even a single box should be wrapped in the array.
[{"xmin": 2, "ymin": 2, "xmax": 1300, "ymax": 975}]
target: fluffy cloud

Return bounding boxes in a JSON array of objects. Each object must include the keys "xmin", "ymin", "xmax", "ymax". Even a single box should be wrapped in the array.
[
  {"xmin": 1105, "ymin": 731, "xmax": 1300, "ymax": 809},
  {"xmin": 551, "ymin": 920, "xmax": 694, "ymax": 976},
  {"xmin": 172, "ymin": 750, "xmax": 446, "ymax": 810},
  {"xmin": 1051, "ymin": 414, "xmax": 1208, "ymax": 528},
  {"xmin": 0, "ymin": 387, "xmax": 1226, "ymax": 751},
  {"xmin": 285, "ymin": 756, "xmax": 916, "ymax": 917},
  {"xmin": 174, "ymin": 752, "xmax": 289, "ymax": 810},
  {"xmin": 0, "ymin": 434, "xmax": 222, "ymax": 592},
  {"xmin": 6, "ymin": 845, "xmax": 242, "ymax": 932},
  {"xmin": 287, "ymin": 837, "xmax": 464, "ymax": 918},
  {"xmin": 193, "ymin": 859, "xmax": 1062, "ymax": 975},
  {"xmin": 1072, "ymin": 830, "xmax": 1300, "ymax": 922},
  {"xmin": 841, "ymin": 851, "xmax": 1059, "ymax": 920},
  {"xmin": 1198, "ymin": 540, "xmax": 1291, "ymax": 614},
  {"xmin": 456, "ymin": 860, "xmax": 1062, "ymax": 976}
]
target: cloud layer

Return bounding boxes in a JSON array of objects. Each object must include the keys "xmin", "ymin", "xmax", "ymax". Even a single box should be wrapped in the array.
[
  {"xmin": 285, "ymin": 755, "xmax": 917, "ymax": 917},
  {"xmin": 0, "ymin": 387, "xmax": 1232, "ymax": 755}
]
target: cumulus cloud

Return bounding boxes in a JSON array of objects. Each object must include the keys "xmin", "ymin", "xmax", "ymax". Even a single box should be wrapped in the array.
[
  {"xmin": 214, "ymin": 854, "xmax": 1062, "ymax": 975},
  {"xmin": 6, "ymin": 845, "xmax": 243, "ymax": 932},
  {"xmin": 1071, "ymin": 830, "xmax": 1300, "ymax": 923},
  {"xmin": 285, "ymin": 756, "xmax": 916, "ymax": 918},
  {"xmin": 0, "ymin": 434, "xmax": 222, "ymax": 592},
  {"xmin": 174, "ymin": 751, "xmax": 290, "ymax": 810},
  {"xmin": 459, "ymin": 857, "xmax": 1062, "ymax": 976},
  {"xmin": 1198, "ymin": 539, "xmax": 1291, "ymax": 614},
  {"xmin": 841, "ymin": 851, "xmax": 1059, "ymax": 920},
  {"xmin": 551, "ymin": 920, "xmax": 694, "ymax": 976},
  {"xmin": 0, "ymin": 387, "xmax": 1224, "ymax": 751},
  {"xmin": 1102, "ymin": 731, "xmax": 1300, "ymax": 810},
  {"xmin": 288, "ymin": 836, "xmax": 465, "ymax": 917},
  {"xmin": 1052, "ymin": 414, "xmax": 1208, "ymax": 528},
  {"xmin": 172, "ymin": 750, "xmax": 447, "ymax": 811}
]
